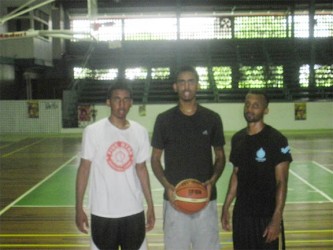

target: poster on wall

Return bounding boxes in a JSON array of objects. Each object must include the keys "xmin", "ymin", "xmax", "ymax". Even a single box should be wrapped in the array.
[
  {"xmin": 78, "ymin": 105, "xmax": 91, "ymax": 128},
  {"xmin": 78, "ymin": 105, "xmax": 97, "ymax": 128},
  {"xmin": 27, "ymin": 100, "xmax": 39, "ymax": 118},
  {"xmin": 139, "ymin": 105, "xmax": 146, "ymax": 116},
  {"xmin": 294, "ymin": 102, "xmax": 307, "ymax": 120}
]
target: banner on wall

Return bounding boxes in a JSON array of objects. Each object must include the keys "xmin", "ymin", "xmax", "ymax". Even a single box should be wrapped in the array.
[
  {"xmin": 27, "ymin": 100, "xmax": 39, "ymax": 118},
  {"xmin": 78, "ymin": 105, "xmax": 91, "ymax": 128},
  {"xmin": 78, "ymin": 105, "xmax": 97, "ymax": 128},
  {"xmin": 294, "ymin": 102, "xmax": 307, "ymax": 120},
  {"xmin": 139, "ymin": 105, "xmax": 146, "ymax": 116}
]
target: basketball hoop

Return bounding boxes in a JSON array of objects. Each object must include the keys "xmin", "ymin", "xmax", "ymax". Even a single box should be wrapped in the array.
[
  {"xmin": 91, "ymin": 21, "xmax": 115, "ymax": 31},
  {"xmin": 92, "ymin": 23, "xmax": 102, "ymax": 31}
]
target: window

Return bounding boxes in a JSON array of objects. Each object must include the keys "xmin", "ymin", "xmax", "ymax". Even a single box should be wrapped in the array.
[
  {"xmin": 151, "ymin": 68, "xmax": 170, "ymax": 80},
  {"xmin": 316, "ymin": 65, "xmax": 333, "ymax": 87},
  {"xmin": 91, "ymin": 19, "xmax": 122, "ymax": 41},
  {"xmin": 218, "ymin": 18, "xmax": 233, "ymax": 39},
  {"xmin": 239, "ymin": 66, "xmax": 284, "ymax": 88},
  {"xmin": 292, "ymin": 14, "xmax": 333, "ymax": 38},
  {"xmin": 73, "ymin": 67, "xmax": 118, "ymax": 80},
  {"xmin": 74, "ymin": 67, "xmax": 92, "ymax": 79},
  {"xmin": 94, "ymin": 69, "xmax": 118, "ymax": 80},
  {"xmin": 213, "ymin": 66, "xmax": 232, "ymax": 89},
  {"xmin": 180, "ymin": 17, "xmax": 229, "ymax": 39},
  {"xmin": 125, "ymin": 18, "xmax": 176, "ymax": 40},
  {"xmin": 71, "ymin": 19, "xmax": 122, "ymax": 41},
  {"xmin": 196, "ymin": 67, "xmax": 209, "ymax": 89},
  {"xmin": 299, "ymin": 64, "xmax": 333, "ymax": 87},
  {"xmin": 293, "ymin": 15, "xmax": 310, "ymax": 38},
  {"xmin": 234, "ymin": 16, "xmax": 287, "ymax": 39},
  {"xmin": 314, "ymin": 14, "xmax": 333, "ymax": 38},
  {"xmin": 125, "ymin": 67, "xmax": 148, "ymax": 80},
  {"xmin": 70, "ymin": 13, "xmax": 332, "ymax": 42}
]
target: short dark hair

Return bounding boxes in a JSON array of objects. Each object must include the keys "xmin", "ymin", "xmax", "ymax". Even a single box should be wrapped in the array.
[
  {"xmin": 107, "ymin": 81, "xmax": 133, "ymax": 99},
  {"xmin": 247, "ymin": 90, "xmax": 269, "ymax": 107},
  {"xmin": 174, "ymin": 65, "xmax": 199, "ymax": 82}
]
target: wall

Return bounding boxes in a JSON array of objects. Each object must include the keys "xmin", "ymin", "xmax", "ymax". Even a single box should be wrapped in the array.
[
  {"xmin": 0, "ymin": 100, "xmax": 62, "ymax": 133},
  {"xmin": 92, "ymin": 101, "xmax": 333, "ymax": 133},
  {"xmin": 1, "ymin": 100, "xmax": 331, "ymax": 134}
]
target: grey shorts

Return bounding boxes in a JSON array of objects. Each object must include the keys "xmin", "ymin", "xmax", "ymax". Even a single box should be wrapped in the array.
[{"xmin": 163, "ymin": 200, "xmax": 220, "ymax": 250}]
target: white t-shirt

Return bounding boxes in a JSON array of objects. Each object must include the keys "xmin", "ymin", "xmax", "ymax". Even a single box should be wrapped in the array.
[{"xmin": 80, "ymin": 118, "xmax": 150, "ymax": 218}]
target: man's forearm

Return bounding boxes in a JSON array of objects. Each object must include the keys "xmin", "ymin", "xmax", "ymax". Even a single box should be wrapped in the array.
[{"xmin": 136, "ymin": 164, "xmax": 154, "ymax": 207}]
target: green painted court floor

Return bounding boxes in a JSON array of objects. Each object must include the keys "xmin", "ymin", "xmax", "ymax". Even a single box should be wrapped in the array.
[{"xmin": 14, "ymin": 161, "xmax": 333, "ymax": 207}]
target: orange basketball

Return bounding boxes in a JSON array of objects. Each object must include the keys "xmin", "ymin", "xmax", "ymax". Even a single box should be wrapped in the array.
[{"xmin": 174, "ymin": 179, "xmax": 209, "ymax": 214}]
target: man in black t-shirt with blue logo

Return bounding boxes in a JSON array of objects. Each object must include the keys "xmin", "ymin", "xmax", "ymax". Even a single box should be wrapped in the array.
[{"xmin": 221, "ymin": 91, "xmax": 292, "ymax": 250}]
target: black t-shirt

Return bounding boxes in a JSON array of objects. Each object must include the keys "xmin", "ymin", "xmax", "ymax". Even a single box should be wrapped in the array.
[
  {"xmin": 230, "ymin": 125, "xmax": 293, "ymax": 217},
  {"xmin": 151, "ymin": 105, "xmax": 225, "ymax": 200}
]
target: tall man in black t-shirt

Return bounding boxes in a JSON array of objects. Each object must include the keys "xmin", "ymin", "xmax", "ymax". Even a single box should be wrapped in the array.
[
  {"xmin": 221, "ymin": 91, "xmax": 292, "ymax": 250},
  {"xmin": 151, "ymin": 66, "xmax": 226, "ymax": 249}
]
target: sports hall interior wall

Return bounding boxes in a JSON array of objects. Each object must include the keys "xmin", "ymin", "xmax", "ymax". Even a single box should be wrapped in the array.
[
  {"xmin": 0, "ymin": 0, "xmax": 332, "ymax": 129},
  {"xmin": 0, "ymin": 100, "xmax": 332, "ymax": 134}
]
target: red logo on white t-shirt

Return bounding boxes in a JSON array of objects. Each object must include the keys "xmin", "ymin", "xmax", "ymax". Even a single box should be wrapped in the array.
[{"xmin": 106, "ymin": 141, "xmax": 134, "ymax": 172}]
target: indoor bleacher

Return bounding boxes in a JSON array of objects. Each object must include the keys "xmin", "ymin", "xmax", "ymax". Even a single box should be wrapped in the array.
[{"xmin": 0, "ymin": 0, "xmax": 332, "ymax": 128}]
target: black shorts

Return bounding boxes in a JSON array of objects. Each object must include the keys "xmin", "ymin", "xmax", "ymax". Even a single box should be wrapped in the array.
[
  {"xmin": 91, "ymin": 211, "xmax": 145, "ymax": 250},
  {"xmin": 232, "ymin": 215, "xmax": 279, "ymax": 250}
]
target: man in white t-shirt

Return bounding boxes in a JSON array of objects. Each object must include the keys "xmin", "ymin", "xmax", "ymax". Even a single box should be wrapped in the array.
[{"xmin": 75, "ymin": 82, "xmax": 155, "ymax": 250}]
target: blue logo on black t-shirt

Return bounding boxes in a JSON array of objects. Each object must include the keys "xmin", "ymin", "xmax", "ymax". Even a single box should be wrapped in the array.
[
  {"xmin": 256, "ymin": 147, "xmax": 266, "ymax": 162},
  {"xmin": 281, "ymin": 146, "xmax": 291, "ymax": 154}
]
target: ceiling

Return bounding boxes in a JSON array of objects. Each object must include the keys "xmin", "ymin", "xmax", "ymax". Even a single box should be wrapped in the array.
[
  {"xmin": 1, "ymin": 0, "xmax": 332, "ymax": 15},
  {"xmin": 1, "ymin": 0, "xmax": 332, "ymax": 20},
  {"xmin": 55, "ymin": 0, "xmax": 333, "ymax": 13}
]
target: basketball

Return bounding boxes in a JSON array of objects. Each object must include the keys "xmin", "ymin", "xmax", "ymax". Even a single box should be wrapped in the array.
[{"xmin": 174, "ymin": 179, "xmax": 209, "ymax": 214}]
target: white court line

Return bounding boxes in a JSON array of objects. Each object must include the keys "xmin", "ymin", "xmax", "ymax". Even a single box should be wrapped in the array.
[
  {"xmin": 285, "ymin": 201, "xmax": 333, "ymax": 204},
  {"xmin": 0, "ymin": 155, "xmax": 78, "ymax": 216},
  {"xmin": 0, "ymin": 138, "xmax": 45, "ymax": 158},
  {"xmin": 13, "ymin": 205, "xmax": 76, "ymax": 208},
  {"xmin": 289, "ymin": 169, "xmax": 333, "ymax": 202},
  {"xmin": 312, "ymin": 161, "xmax": 333, "ymax": 174}
]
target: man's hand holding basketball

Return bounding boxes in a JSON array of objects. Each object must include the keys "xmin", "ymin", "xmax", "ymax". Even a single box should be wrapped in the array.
[
  {"xmin": 203, "ymin": 179, "xmax": 213, "ymax": 200},
  {"xmin": 166, "ymin": 184, "xmax": 177, "ymax": 207}
]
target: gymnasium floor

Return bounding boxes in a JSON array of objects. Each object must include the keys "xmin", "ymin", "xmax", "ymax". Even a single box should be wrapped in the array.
[{"xmin": 0, "ymin": 131, "xmax": 332, "ymax": 249}]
